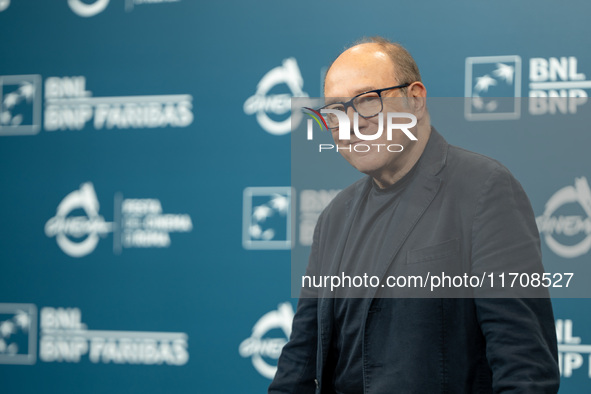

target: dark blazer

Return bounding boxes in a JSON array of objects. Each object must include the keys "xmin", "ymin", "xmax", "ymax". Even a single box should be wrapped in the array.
[{"xmin": 269, "ymin": 128, "xmax": 559, "ymax": 394}]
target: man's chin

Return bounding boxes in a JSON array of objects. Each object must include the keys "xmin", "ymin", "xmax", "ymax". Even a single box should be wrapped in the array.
[
  {"xmin": 347, "ymin": 160, "xmax": 383, "ymax": 177},
  {"xmin": 342, "ymin": 153, "xmax": 390, "ymax": 173}
]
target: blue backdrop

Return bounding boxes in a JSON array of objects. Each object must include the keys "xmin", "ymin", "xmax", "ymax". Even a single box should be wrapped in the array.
[{"xmin": 1, "ymin": 0, "xmax": 590, "ymax": 392}]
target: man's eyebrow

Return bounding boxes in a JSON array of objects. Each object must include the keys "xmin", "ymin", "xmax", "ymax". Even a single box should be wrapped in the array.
[
  {"xmin": 324, "ymin": 86, "xmax": 378, "ymax": 102},
  {"xmin": 323, "ymin": 98, "xmax": 343, "ymax": 106},
  {"xmin": 352, "ymin": 86, "xmax": 378, "ymax": 95}
]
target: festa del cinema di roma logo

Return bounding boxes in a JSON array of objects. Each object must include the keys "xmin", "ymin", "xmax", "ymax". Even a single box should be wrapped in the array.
[
  {"xmin": 303, "ymin": 107, "xmax": 417, "ymax": 153},
  {"xmin": 44, "ymin": 182, "xmax": 113, "ymax": 258},
  {"xmin": 244, "ymin": 58, "xmax": 308, "ymax": 136},
  {"xmin": 536, "ymin": 177, "xmax": 591, "ymax": 259},
  {"xmin": 44, "ymin": 182, "xmax": 193, "ymax": 258},
  {"xmin": 239, "ymin": 303, "xmax": 294, "ymax": 379}
]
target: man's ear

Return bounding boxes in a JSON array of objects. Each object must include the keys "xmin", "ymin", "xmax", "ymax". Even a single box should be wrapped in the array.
[{"xmin": 407, "ymin": 82, "xmax": 427, "ymax": 118}]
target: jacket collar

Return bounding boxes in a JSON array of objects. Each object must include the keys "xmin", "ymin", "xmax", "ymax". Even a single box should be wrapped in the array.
[{"xmin": 417, "ymin": 126, "xmax": 448, "ymax": 177}]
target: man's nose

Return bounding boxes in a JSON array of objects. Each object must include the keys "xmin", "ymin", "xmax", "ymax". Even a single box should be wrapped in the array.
[{"xmin": 346, "ymin": 107, "xmax": 370, "ymax": 133}]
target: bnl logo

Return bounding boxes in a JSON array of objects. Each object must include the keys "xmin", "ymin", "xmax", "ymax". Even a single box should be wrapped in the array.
[
  {"xmin": 465, "ymin": 56, "xmax": 522, "ymax": 120},
  {"xmin": 243, "ymin": 187, "xmax": 292, "ymax": 250},
  {"xmin": 556, "ymin": 319, "xmax": 591, "ymax": 379},
  {"xmin": 0, "ymin": 75, "xmax": 42, "ymax": 136},
  {"xmin": 529, "ymin": 57, "xmax": 589, "ymax": 115},
  {"xmin": 466, "ymin": 55, "xmax": 589, "ymax": 120},
  {"xmin": 0, "ymin": 304, "xmax": 37, "ymax": 365}
]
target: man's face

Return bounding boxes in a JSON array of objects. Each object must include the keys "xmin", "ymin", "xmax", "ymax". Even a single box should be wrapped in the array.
[{"xmin": 324, "ymin": 45, "xmax": 418, "ymax": 181}]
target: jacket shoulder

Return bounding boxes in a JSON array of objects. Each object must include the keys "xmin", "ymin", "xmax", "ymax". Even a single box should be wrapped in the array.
[{"xmin": 445, "ymin": 144, "xmax": 515, "ymax": 182}]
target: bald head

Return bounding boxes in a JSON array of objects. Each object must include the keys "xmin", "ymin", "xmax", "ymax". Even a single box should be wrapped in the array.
[
  {"xmin": 324, "ymin": 37, "xmax": 422, "ymax": 97},
  {"xmin": 324, "ymin": 44, "xmax": 394, "ymax": 97}
]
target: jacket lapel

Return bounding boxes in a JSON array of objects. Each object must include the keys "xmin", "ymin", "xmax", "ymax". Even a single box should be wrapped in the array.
[{"xmin": 317, "ymin": 178, "xmax": 371, "ymax": 370}]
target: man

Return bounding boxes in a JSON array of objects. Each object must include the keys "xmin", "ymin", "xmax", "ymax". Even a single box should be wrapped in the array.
[{"xmin": 270, "ymin": 37, "xmax": 559, "ymax": 393}]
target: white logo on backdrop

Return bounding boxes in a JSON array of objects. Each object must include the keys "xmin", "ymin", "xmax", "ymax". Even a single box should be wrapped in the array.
[
  {"xmin": 68, "ymin": 0, "xmax": 110, "ymax": 17},
  {"xmin": 0, "ymin": 75, "xmax": 42, "ymax": 136},
  {"xmin": 464, "ymin": 55, "xmax": 522, "ymax": 120},
  {"xmin": 125, "ymin": 0, "xmax": 181, "ymax": 12},
  {"xmin": 536, "ymin": 177, "xmax": 591, "ymax": 258},
  {"xmin": 1, "ymin": 304, "xmax": 189, "ymax": 366},
  {"xmin": 244, "ymin": 58, "xmax": 308, "ymax": 136},
  {"xmin": 239, "ymin": 303, "xmax": 294, "ymax": 379},
  {"xmin": 0, "ymin": 0, "xmax": 10, "ymax": 12},
  {"xmin": 45, "ymin": 182, "xmax": 192, "ymax": 257},
  {"xmin": 117, "ymin": 197, "xmax": 193, "ymax": 252},
  {"xmin": 1, "ymin": 75, "xmax": 193, "ymax": 134},
  {"xmin": 44, "ymin": 182, "xmax": 114, "ymax": 258},
  {"xmin": 0, "ymin": 304, "xmax": 37, "ymax": 365},
  {"xmin": 466, "ymin": 55, "xmax": 590, "ymax": 119},
  {"xmin": 556, "ymin": 318, "xmax": 591, "ymax": 379},
  {"xmin": 529, "ymin": 56, "xmax": 589, "ymax": 115},
  {"xmin": 39, "ymin": 307, "xmax": 188, "ymax": 365},
  {"xmin": 243, "ymin": 187, "xmax": 292, "ymax": 250},
  {"xmin": 44, "ymin": 76, "xmax": 193, "ymax": 131}
]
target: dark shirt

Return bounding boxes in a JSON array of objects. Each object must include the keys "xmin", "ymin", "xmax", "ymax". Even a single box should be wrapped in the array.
[{"xmin": 329, "ymin": 168, "xmax": 416, "ymax": 394}]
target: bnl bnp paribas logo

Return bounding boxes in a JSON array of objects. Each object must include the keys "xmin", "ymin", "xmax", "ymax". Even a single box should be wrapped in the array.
[
  {"xmin": 0, "ymin": 74, "xmax": 193, "ymax": 136},
  {"xmin": 45, "ymin": 182, "xmax": 193, "ymax": 258},
  {"xmin": 244, "ymin": 58, "xmax": 309, "ymax": 136},
  {"xmin": 243, "ymin": 187, "xmax": 340, "ymax": 249},
  {"xmin": 465, "ymin": 55, "xmax": 589, "ymax": 120},
  {"xmin": 536, "ymin": 177, "xmax": 591, "ymax": 259},
  {"xmin": 0, "ymin": 303, "xmax": 188, "ymax": 366},
  {"xmin": 556, "ymin": 318, "xmax": 591, "ymax": 379},
  {"xmin": 39, "ymin": 306, "xmax": 188, "ymax": 365}
]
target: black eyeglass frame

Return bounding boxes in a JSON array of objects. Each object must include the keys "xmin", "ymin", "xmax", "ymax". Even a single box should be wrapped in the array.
[{"xmin": 319, "ymin": 83, "xmax": 411, "ymax": 129}]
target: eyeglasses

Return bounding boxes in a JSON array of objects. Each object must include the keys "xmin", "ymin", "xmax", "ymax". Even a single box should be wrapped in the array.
[{"xmin": 320, "ymin": 83, "xmax": 410, "ymax": 129}]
